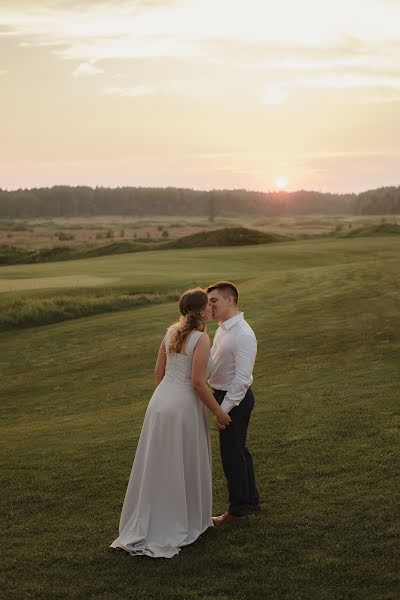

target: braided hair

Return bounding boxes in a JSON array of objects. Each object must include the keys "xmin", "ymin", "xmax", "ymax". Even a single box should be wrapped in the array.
[{"xmin": 168, "ymin": 288, "xmax": 208, "ymax": 353}]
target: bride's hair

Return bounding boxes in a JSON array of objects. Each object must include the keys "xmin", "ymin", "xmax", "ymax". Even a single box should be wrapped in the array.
[{"xmin": 168, "ymin": 287, "xmax": 208, "ymax": 353}]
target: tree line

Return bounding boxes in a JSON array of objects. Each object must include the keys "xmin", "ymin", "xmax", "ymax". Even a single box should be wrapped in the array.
[{"xmin": 0, "ymin": 185, "xmax": 399, "ymax": 219}]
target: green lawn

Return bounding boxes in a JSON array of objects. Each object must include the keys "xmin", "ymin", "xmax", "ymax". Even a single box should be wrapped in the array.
[{"xmin": 1, "ymin": 237, "xmax": 399, "ymax": 599}]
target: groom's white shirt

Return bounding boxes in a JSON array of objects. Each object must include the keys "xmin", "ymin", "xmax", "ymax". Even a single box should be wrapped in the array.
[{"xmin": 208, "ymin": 312, "xmax": 257, "ymax": 414}]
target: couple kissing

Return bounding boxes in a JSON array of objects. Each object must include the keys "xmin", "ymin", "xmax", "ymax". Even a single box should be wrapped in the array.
[{"xmin": 110, "ymin": 281, "xmax": 260, "ymax": 559}]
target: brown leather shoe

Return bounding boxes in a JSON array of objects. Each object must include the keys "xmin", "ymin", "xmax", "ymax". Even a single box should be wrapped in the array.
[{"xmin": 212, "ymin": 512, "xmax": 249, "ymax": 526}]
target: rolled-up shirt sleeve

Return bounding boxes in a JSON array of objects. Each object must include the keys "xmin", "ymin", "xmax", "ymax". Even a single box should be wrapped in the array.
[{"xmin": 220, "ymin": 333, "xmax": 257, "ymax": 413}]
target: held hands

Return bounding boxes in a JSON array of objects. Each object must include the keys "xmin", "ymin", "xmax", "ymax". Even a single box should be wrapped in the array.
[{"xmin": 216, "ymin": 410, "xmax": 231, "ymax": 430}]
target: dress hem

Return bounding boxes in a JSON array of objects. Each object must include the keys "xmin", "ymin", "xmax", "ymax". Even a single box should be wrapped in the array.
[{"xmin": 110, "ymin": 520, "xmax": 213, "ymax": 559}]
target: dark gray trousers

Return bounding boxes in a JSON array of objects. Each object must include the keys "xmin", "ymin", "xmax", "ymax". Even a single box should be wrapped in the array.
[{"xmin": 213, "ymin": 387, "xmax": 259, "ymax": 517}]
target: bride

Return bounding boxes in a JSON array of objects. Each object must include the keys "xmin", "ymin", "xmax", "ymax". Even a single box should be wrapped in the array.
[{"xmin": 110, "ymin": 287, "xmax": 231, "ymax": 558}]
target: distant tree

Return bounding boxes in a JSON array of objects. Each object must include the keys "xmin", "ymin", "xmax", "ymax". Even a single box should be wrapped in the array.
[
  {"xmin": 208, "ymin": 192, "xmax": 217, "ymax": 221},
  {"xmin": 2, "ymin": 184, "xmax": 399, "ymax": 219}
]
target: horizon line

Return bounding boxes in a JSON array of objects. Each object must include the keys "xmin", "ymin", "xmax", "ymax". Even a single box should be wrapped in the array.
[{"xmin": 1, "ymin": 183, "xmax": 399, "ymax": 196}]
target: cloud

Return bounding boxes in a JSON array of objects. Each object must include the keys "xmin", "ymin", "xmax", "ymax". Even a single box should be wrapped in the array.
[
  {"xmin": 302, "ymin": 151, "xmax": 400, "ymax": 176},
  {"xmin": 245, "ymin": 49, "xmax": 400, "ymax": 76},
  {"xmin": 357, "ymin": 95, "xmax": 400, "ymax": 105},
  {"xmin": 72, "ymin": 62, "xmax": 104, "ymax": 77},
  {"xmin": 260, "ymin": 72, "xmax": 400, "ymax": 105},
  {"xmin": 54, "ymin": 35, "xmax": 192, "ymax": 62},
  {"xmin": 262, "ymin": 84, "xmax": 288, "ymax": 105},
  {"xmin": 2, "ymin": 0, "xmax": 400, "ymax": 97},
  {"xmin": 104, "ymin": 84, "xmax": 155, "ymax": 97},
  {"xmin": 111, "ymin": 73, "xmax": 129, "ymax": 80},
  {"xmin": 2, "ymin": 1, "xmax": 400, "ymax": 56},
  {"xmin": 300, "ymin": 73, "xmax": 400, "ymax": 91}
]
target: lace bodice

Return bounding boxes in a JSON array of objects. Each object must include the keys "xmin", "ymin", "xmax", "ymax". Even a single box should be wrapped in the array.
[{"xmin": 163, "ymin": 330, "xmax": 213, "ymax": 385}]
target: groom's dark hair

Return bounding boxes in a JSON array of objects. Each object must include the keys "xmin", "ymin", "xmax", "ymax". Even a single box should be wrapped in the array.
[{"xmin": 206, "ymin": 281, "xmax": 239, "ymax": 305}]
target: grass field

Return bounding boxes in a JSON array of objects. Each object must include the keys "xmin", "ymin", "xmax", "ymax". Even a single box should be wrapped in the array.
[
  {"xmin": 1, "ymin": 236, "xmax": 399, "ymax": 599},
  {"xmin": 1, "ymin": 214, "xmax": 399, "ymax": 248}
]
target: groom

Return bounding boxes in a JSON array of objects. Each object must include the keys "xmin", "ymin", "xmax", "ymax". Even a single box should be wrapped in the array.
[{"xmin": 207, "ymin": 281, "xmax": 260, "ymax": 525}]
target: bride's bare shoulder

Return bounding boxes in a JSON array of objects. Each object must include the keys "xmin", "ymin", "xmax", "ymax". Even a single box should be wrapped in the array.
[{"xmin": 197, "ymin": 331, "xmax": 210, "ymax": 347}]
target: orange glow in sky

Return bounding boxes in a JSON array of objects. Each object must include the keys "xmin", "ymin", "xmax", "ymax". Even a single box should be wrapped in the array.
[{"xmin": 1, "ymin": 0, "xmax": 399, "ymax": 192}]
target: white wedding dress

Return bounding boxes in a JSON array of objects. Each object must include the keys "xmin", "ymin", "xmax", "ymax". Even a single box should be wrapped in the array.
[{"xmin": 110, "ymin": 329, "xmax": 213, "ymax": 558}]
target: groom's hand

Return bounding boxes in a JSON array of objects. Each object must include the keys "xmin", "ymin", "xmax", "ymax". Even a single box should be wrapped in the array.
[
  {"xmin": 215, "ymin": 416, "xmax": 230, "ymax": 430},
  {"xmin": 215, "ymin": 410, "xmax": 231, "ymax": 430}
]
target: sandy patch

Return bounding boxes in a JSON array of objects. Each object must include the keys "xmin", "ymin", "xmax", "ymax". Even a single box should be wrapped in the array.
[{"xmin": 0, "ymin": 275, "xmax": 118, "ymax": 293}]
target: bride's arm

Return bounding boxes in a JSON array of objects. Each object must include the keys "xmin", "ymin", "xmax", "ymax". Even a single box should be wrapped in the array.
[
  {"xmin": 191, "ymin": 335, "xmax": 231, "ymax": 427},
  {"xmin": 154, "ymin": 337, "xmax": 167, "ymax": 385}
]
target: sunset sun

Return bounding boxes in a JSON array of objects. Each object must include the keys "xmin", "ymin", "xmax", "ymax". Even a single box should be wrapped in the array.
[{"xmin": 275, "ymin": 177, "xmax": 288, "ymax": 190}]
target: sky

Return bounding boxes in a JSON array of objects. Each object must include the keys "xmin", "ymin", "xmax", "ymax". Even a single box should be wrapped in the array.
[{"xmin": 1, "ymin": 0, "xmax": 400, "ymax": 193}]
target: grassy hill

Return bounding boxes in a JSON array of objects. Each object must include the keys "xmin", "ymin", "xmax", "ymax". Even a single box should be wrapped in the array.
[
  {"xmin": 0, "ymin": 227, "xmax": 286, "ymax": 266},
  {"xmin": 342, "ymin": 222, "xmax": 400, "ymax": 237},
  {"xmin": 167, "ymin": 226, "xmax": 288, "ymax": 248},
  {"xmin": 0, "ymin": 239, "xmax": 163, "ymax": 266},
  {"xmin": 1, "ymin": 236, "xmax": 400, "ymax": 599}
]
